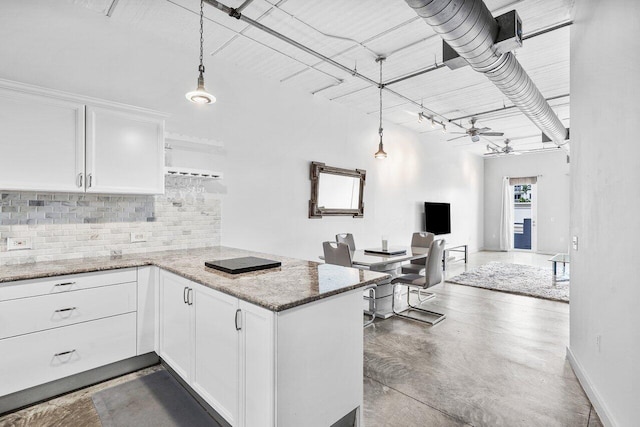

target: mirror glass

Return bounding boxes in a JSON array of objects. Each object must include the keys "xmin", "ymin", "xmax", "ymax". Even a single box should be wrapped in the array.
[
  {"xmin": 309, "ymin": 162, "xmax": 366, "ymax": 218},
  {"xmin": 317, "ymin": 173, "xmax": 361, "ymax": 210}
]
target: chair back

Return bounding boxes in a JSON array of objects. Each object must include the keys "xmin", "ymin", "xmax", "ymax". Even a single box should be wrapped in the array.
[
  {"xmin": 336, "ymin": 233, "xmax": 356, "ymax": 251},
  {"xmin": 323, "ymin": 241, "xmax": 353, "ymax": 267},
  {"xmin": 424, "ymin": 239, "xmax": 446, "ymax": 288},
  {"xmin": 411, "ymin": 232, "xmax": 435, "ymax": 248}
]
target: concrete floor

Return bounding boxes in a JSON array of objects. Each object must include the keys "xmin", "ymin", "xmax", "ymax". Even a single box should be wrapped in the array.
[
  {"xmin": 362, "ymin": 251, "xmax": 600, "ymax": 427},
  {"xmin": 0, "ymin": 251, "xmax": 602, "ymax": 427}
]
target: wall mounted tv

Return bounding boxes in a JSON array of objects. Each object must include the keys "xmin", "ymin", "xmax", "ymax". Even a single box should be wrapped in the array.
[{"xmin": 424, "ymin": 202, "xmax": 451, "ymax": 235}]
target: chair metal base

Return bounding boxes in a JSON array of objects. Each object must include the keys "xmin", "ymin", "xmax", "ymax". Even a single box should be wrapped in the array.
[
  {"xmin": 392, "ymin": 284, "xmax": 446, "ymax": 325},
  {"xmin": 363, "ymin": 284, "xmax": 377, "ymax": 327}
]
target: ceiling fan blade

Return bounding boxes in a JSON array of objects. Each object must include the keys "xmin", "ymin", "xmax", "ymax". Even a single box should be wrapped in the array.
[
  {"xmin": 447, "ymin": 135, "xmax": 468, "ymax": 142},
  {"xmin": 482, "ymin": 132, "xmax": 505, "ymax": 136},
  {"xmin": 477, "ymin": 127, "xmax": 491, "ymax": 133},
  {"xmin": 448, "ymin": 132, "xmax": 467, "ymax": 135}
]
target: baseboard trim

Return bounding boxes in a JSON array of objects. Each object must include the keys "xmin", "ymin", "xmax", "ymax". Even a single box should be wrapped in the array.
[
  {"xmin": 566, "ymin": 346, "xmax": 616, "ymax": 427},
  {"xmin": 0, "ymin": 352, "xmax": 159, "ymax": 416}
]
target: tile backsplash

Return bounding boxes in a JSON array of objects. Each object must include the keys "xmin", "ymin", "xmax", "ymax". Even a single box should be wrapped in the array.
[{"xmin": 0, "ymin": 191, "xmax": 221, "ymax": 266}]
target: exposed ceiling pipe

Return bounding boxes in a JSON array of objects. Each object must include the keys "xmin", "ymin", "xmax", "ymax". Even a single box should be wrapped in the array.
[
  {"xmin": 405, "ymin": 0, "xmax": 568, "ymax": 146},
  {"xmin": 203, "ymin": 0, "xmax": 465, "ymax": 129}
]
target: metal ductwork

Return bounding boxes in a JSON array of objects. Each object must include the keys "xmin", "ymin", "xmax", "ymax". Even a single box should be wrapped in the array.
[{"xmin": 405, "ymin": 0, "xmax": 568, "ymax": 146}]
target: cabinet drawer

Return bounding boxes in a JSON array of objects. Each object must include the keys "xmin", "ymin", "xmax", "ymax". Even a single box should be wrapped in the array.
[
  {"xmin": 0, "ymin": 268, "xmax": 137, "ymax": 302},
  {"xmin": 0, "ymin": 282, "xmax": 137, "ymax": 339},
  {"xmin": 0, "ymin": 312, "xmax": 137, "ymax": 396}
]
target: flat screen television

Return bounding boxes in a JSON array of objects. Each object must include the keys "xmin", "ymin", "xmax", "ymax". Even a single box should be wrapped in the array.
[{"xmin": 424, "ymin": 202, "xmax": 451, "ymax": 235}]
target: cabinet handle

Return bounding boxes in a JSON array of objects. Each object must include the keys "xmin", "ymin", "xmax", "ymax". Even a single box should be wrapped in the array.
[
  {"xmin": 77, "ymin": 173, "xmax": 84, "ymax": 188},
  {"xmin": 235, "ymin": 309, "xmax": 242, "ymax": 331},
  {"xmin": 54, "ymin": 281, "xmax": 76, "ymax": 288},
  {"xmin": 183, "ymin": 287, "xmax": 189, "ymax": 304},
  {"xmin": 54, "ymin": 349, "xmax": 76, "ymax": 357},
  {"xmin": 188, "ymin": 288, "xmax": 194, "ymax": 306},
  {"xmin": 54, "ymin": 307, "xmax": 77, "ymax": 313},
  {"xmin": 88, "ymin": 173, "xmax": 93, "ymax": 188}
]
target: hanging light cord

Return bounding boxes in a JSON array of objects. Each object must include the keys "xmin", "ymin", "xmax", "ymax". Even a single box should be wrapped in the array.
[
  {"xmin": 378, "ymin": 58, "xmax": 384, "ymax": 140},
  {"xmin": 199, "ymin": 0, "xmax": 205, "ymax": 74}
]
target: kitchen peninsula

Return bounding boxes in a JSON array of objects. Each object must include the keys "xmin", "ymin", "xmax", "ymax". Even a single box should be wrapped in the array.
[{"xmin": 0, "ymin": 246, "xmax": 389, "ymax": 427}]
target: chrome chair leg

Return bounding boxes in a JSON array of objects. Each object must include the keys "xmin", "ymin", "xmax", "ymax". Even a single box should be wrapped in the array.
[
  {"xmin": 392, "ymin": 284, "xmax": 446, "ymax": 325},
  {"xmin": 363, "ymin": 284, "xmax": 377, "ymax": 328}
]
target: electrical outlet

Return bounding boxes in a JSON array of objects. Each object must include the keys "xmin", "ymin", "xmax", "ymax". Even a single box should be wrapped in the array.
[
  {"xmin": 572, "ymin": 236, "xmax": 578, "ymax": 251},
  {"xmin": 596, "ymin": 335, "xmax": 601, "ymax": 352},
  {"xmin": 130, "ymin": 232, "xmax": 147, "ymax": 243},
  {"xmin": 7, "ymin": 237, "xmax": 32, "ymax": 251}
]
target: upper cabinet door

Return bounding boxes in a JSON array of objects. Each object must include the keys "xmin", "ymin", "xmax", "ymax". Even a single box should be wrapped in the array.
[
  {"xmin": 85, "ymin": 106, "xmax": 164, "ymax": 194},
  {"xmin": 0, "ymin": 88, "xmax": 85, "ymax": 193}
]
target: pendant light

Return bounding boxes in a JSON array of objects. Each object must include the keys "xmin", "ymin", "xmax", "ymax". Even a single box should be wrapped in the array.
[
  {"xmin": 186, "ymin": 0, "xmax": 216, "ymax": 104},
  {"xmin": 374, "ymin": 57, "xmax": 387, "ymax": 159}
]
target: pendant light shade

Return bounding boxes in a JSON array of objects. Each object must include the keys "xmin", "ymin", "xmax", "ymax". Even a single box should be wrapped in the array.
[
  {"xmin": 374, "ymin": 57, "xmax": 387, "ymax": 159},
  {"xmin": 374, "ymin": 134, "xmax": 387, "ymax": 159},
  {"xmin": 186, "ymin": 0, "xmax": 216, "ymax": 105},
  {"xmin": 186, "ymin": 65, "xmax": 216, "ymax": 104}
]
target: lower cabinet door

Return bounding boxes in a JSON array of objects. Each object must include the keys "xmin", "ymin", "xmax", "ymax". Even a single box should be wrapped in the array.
[
  {"xmin": 159, "ymin": 271, "xmax": 193, "ymax": 382},
  {"xmin": 192, "ymin": 286, "xmax": 240, "ymax": 426},
  {"xmin": 0, "ymin": 313, "xmax": 136, "ymax": 396},
  {"xmin": 240, "ymin": 301, "xmax": 275, "ymax": 427}
]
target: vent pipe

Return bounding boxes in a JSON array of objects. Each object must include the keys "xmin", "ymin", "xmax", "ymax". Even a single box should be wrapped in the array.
[{"xmin": 405, "ymin": 0, "xmax": 568, "ymax": 145}]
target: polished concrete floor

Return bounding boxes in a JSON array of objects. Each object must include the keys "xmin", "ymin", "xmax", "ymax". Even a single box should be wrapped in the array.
[
  {"xmin": 362, "ymin": 251, "xmax": 601, "ymax": 427},
  {"xmin": 0, "ymin": 251, "xmax": 602, "ymax": 427}
]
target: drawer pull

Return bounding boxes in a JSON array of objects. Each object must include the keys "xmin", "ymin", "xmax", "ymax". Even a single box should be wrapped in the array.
[
  {"xmin": 54, "ymin": 282, "xmax": 76, "ymax": 287},
  {"xmin": 54, "ymin": 349, "xmax": 76, "ymax": 357},
  {"xmin": 54, "ymin": 307, "xmax": 77, "ymax": 313}
]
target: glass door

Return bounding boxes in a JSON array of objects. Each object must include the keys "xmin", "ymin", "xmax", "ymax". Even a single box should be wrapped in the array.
[{"xmin": 513, "ymin": 184, "xmax": 537, "ymax": 251}]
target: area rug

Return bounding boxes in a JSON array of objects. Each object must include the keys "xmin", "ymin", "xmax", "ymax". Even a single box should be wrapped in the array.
[
  {"xmin": 445, "ymin": 262, "xmax": 569, "ymax": 303},
  {"xmin": 92, "ymin": 370, "xmax": 219, "ymax": 427}
]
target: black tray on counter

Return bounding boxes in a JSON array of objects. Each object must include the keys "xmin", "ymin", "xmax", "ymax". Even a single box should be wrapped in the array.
[{"xmin": 205, "ymin": 257, "xmax": 281, "ymax": 274}]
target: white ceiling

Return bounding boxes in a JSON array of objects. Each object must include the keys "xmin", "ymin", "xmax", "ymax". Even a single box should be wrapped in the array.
[{"xmin": 74, "ymin": 0, "xmax": 573, "ymax": 154}]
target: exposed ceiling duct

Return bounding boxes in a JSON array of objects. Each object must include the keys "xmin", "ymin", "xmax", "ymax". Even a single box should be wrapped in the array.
[{"xmin": 405, "ymin": 0, "xmax": 569, "ymax": 146}]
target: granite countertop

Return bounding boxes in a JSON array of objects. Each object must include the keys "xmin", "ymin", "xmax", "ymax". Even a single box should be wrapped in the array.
[{"xmin": 0, "ymin": 246, "xmax": 390, "ymax": 312}]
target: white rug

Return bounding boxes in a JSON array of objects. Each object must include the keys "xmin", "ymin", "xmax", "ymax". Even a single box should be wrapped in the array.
[{"xmin": 446, "ymin": 262, "xmax": 569, "ymax": 303}]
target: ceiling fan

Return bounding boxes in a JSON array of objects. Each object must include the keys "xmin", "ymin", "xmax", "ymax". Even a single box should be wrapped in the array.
[
  {"xmin": 484, "ymin": 139, "xmax": 562, "ymax": 157},
  {"xmin": 447, "ymin": 117, "xmax": 504, "ymax": 143}
]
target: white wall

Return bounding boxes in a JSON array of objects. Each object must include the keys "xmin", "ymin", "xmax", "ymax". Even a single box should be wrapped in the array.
[
  {"xmin": 0, "ymin": 0, "xmax": 483, "ymax": 262},
  {"xmin": 484, "ymin": 150, "xmax": 570, "ymax": 254},
  {"xmin": 569, "ymin": 1, "xmax": 640, "ymax": 426}
]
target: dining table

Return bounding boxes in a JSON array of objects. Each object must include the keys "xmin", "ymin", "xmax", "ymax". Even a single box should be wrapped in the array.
[{"xmin": 321, "ymin": 246, "xmax": 429, "ymax": 318}]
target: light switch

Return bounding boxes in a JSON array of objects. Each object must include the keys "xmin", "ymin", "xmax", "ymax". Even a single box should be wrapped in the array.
[
  {"xmin": 572, "ymin": 236, "xmax": 578, "ymax": 251},
  {"xmin": 7, "ymin": 237, "xmax": 32, "ymax": 251}
]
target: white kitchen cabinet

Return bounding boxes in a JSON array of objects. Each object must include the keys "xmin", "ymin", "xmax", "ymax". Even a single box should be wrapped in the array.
[
  {"xmin": 158, "ymin": 270, "xmax": 275, "ymax": 427},
  {"xmin": 0, "ymin": 85, "xmax": 85, "ymax": 192},
  {"xmin": 158, "ymin": 270, "xmax": 193, "ymax": 382},
  {"xmin": 86, "ymin": 106, "xmax": 164, "ymax": 194},
  {"xmin": 239, "ymin": 300, "xmax": 275, "ymax": 427},
  {"xmin": 0, "ymin": 79, "xmax": 165, "ymax": 195},
  {"xmin": 0, "ymin": 269, "xmax": 141, "ymax": 398},
  {"xmin": 193, "ymin": 286, "xmax": 240, "ymax": 426}
]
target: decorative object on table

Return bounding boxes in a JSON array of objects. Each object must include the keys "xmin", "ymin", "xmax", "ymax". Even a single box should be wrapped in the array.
[
  {"xmin": 381, "ymin": 235, "xmax": 388, "ymax": 251},
  {"xmin": 336, "ymin": 233, "xmax": 357, "ymax": 251},
  {"xmin": 205, "ymin": 257, "xmax": 281, "ymax": 274},
  {"xmin": 391, "ymin": 239, "xmax": 447, "ymax": 325},
  {"xmin": 364, "ymin": 247, "xmax": 407, "ymax": 256},
  {"xmin": 309, "ymin": 162, "xmax": 366, "ymax": 218},
  {"xmin": 374, "ymin": 56, "xmax": 388, "ymax": 159},
  {"xmin": 446, "ymin": 262, "xmax": 569, "ymax": 302},
  {"xmin": 401, "ymin": 232, "xmax": 435, "ymax": 274},
  {"xmin": 185, "ymin": 0, "xmax": 216, "ymax": 105}
]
